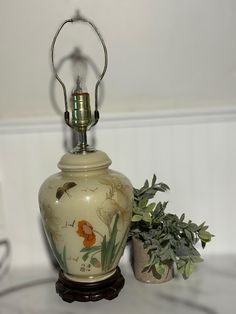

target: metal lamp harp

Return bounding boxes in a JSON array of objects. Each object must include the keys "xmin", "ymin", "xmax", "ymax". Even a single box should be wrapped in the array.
[{"xmin": 51, "ymin": 11, "xmax": 108, "ymax": 152}]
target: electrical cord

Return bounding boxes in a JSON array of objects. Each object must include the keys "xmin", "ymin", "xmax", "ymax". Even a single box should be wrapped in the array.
[
  {"xmin": 0, "ymin": 239, "xmax": 11, "ymax": 279},
  {"xmin": 0, "ymin": 239, "xmax": 56, "ymax": 299}
]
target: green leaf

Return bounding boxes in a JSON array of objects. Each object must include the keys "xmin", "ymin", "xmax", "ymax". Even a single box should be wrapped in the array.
[
  {"xmin": 155, "ymin": 183, "xmax": 170, "ymax": 192},
  {"xmin": 198, "ymin": 229, "xmax": 212, "ymax": 242},
  {"xmin": 105, "ymin": 214, "xmax": 119, "ymax": 270},
  {"xmin": 62, "ymin": 246, "xmax": 68, "ymax": 273},
  {"xmin": 147, "ymin": 253, "xmax": 156, "ymax": 269},
  {"xmin": 152, "ymin": 202, "xmax": 162, "ymax": 217},
  {"xmin": 146, "ymin": 202, "xmax": 156, "ymax": 212},
  {"xmin": 132, "ymin": 215, "xmax": 142, "ymax": 222},
  {"xmin": 170, "ymin": 249, "xmax": 177, "ymax": 262},
  {"xmin": 90, "ymin": 257, "xmax": 101, "ymax": 268},
  {"xmin": 188, "ymin": 223, "xmax": 198, "ymax": 232},
  {"xmin": 160, "ymin": 234, "xmax": 172, "ymax": 242},
  {"xmin": 178, "ymin": 266, "xmax": 185, "ymax": 275},
  {"xmin": 159, "ymin": 246, "xmax": 171, "ymax": 261},
  {"xmin": 80, "ymin": 245, "xmax": 101, "ymax": 253},
  {"xmin": 155, "ymin": 263, "xmax": 165, "ymax": 276},
  {"xmin": 179, "ymin": 222, "xmax": 188, "ymax": 229},
  {"xmin": 101, "ymin": 235, "xmax": 107, "ymax": 270},
  {"xmin": 180, "ymin": 213, "xmax": 185, "ymax": 222},
  {"xmin": 152, "ymin": 174, "xmax": 157, "ymax": 186},
  {"xmin": 177, "ymin": 259, "xmax": 186, "ymax": 269},
  {"xmin": 138, "ymin": 198, "xmax": 148, "ymax": 208},
  {"xmin": 184, "ymin": 261, "xmax": 194, "ymax": 278},
  {"xmin": 143, "ymin": 212, "xmax": 152, "ymax": 223},
  {"xmin": 144, "ymin": 179, "xmax": 149, "ymax": 188},
  {"xmin": 191, "ymin": 255, "xmax": 204, "ymax": 263},
  {"xmin": 82, "ymin": 252, "xmax": 90, "ymax": 262},
  {"xmin": 133, "ymin": 206, "xmax": 142, "ymax": 214},
  {"xmin": 111, "ymin": 227, "xmax": 129, "ymax": 266},
  {"xmin": 184, "ymin": 229, "xmax": 193, "ymax": 242},
  {"xmin": 162, "ymin": 201, "xmax": 168, "ymax": 210},
  {"xmin": 198, "ymin": 221, "xmax": 206, "ymax": 230}
]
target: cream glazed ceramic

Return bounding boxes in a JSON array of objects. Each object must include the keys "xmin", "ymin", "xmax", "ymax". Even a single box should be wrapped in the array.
[{"xmin": 39, "ymin": 150, "xmax": 133, "ymax": 282}]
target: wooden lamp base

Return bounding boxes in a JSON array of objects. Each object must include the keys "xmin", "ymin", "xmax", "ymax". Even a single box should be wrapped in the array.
[{"xmin": 56, "ymin": 267, "xmax": 125, "ymax": 302}]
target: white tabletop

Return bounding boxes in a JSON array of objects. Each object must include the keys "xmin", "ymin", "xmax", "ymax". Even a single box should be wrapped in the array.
[{"xmin": 0, "ymin": 255, "xmax": 235, "ymax": 314}]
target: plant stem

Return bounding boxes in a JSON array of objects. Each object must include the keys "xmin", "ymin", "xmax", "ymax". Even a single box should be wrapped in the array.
[
  {"xmin": 91, "ymin": 251, "xmax": 100, "ymax": 259},
  {"xmin": 94, "ymin": 229, "xmax": 103, "ymax": 238}
]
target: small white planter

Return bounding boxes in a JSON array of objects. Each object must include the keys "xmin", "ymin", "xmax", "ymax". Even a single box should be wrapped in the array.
[{"xmin": 132, "ymin": 237, "xmax": 174, "ymax": 284}]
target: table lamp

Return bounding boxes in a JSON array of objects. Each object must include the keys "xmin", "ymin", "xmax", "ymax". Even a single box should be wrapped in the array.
[{"xmin": 38, "ymin": 12, "xmax": 134, "ymax": 302}]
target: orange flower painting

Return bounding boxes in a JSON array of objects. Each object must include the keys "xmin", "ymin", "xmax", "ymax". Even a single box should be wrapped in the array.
[{"xmin": 77, "ymin": 220, "xmax": 96, "ymax": 248}]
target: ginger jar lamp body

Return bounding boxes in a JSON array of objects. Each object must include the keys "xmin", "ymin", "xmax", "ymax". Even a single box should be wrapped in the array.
[
  {"xmin": 39, "ymin": 149, "xmax": 133, "ymax": 301},
  {"xmin": 38, "ymin": 13, "xmax": 133, "ymax": 302}
]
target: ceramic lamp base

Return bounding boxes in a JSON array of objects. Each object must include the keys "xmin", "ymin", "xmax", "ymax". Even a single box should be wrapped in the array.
[{"xmin": 56, "ymin": 267, "xmax": 125, "ymax": 302}]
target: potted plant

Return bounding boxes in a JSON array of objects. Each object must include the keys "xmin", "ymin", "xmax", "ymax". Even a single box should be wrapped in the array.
[{"xmin": 129, "ymin": 175, "xmax": 214, "ymax": 283}]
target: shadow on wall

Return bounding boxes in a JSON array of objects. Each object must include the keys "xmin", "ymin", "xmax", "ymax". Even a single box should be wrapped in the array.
[{"xmin": 49, "ymin": 46, "xmax": 105, "ymax": 151}]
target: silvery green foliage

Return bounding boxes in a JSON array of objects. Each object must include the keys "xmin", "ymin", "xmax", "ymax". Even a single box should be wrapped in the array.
[{"xmin": 129, "ymin": 175, "xmax": 214, "ymax": 279}]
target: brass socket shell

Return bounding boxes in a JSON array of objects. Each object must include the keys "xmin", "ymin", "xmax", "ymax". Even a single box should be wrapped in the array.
[{"xmin": 71, "ymin": 92, "xmax": 92, "ymax": 131}]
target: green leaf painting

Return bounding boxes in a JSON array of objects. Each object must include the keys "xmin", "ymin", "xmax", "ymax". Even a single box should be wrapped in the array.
[
  {"xmin": 78, "ymin": 213, "xmax": 125, "ymax": 272},
  {"xmin": 49, "ymin": 233, "xmax": 68, "ymax": 272}
]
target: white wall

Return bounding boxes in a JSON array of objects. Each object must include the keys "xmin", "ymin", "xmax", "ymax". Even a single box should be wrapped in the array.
[
  {"xmin": 0, "ymin": 1, "xmax": 236, "ymax": 269},
  {"xmin": 0, "ymin": 107, "xmax": 235, "ymax": 269},
  {"xmin": 0, "ymin": 0, "xmax": 236, "ymax": 120}
]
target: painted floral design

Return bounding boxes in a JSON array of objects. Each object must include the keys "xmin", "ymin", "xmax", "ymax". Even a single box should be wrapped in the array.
[
  {"xmin": 77, "ymin": 213, "xmax": 129, "ymax": 272},
  {"xmin": 40, "ymin": 203, "xmax": 68, "ymax": 271},
  {"xmin": 77, "ymin": 220, "xmax": 96, "ymax": 248},
  {"xmin": 98, "ymin": 176, "xmax": 133, "ymax": 225},
  {"xmin": 97, "ymin": 199, "xmax": 118, "ymax": 233},
  {"xmin": 76, "ymin": 176, "xmax": 132, "ymax": 272}
]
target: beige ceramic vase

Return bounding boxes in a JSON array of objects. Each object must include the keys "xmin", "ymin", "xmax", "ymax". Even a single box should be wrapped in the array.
[
  {"xmin": 39, "ymin": 150, "xmax": 133, "ymax": 283},
  {"xmin": 132, "ymin": 238, "xmax": 174, "ymax": 283}
]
